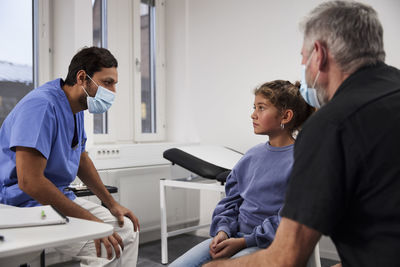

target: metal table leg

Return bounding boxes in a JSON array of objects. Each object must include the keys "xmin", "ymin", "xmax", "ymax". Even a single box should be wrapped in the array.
[{"xmin": 160, "ymin": 179, "xmax": 168, "ymax": 264}]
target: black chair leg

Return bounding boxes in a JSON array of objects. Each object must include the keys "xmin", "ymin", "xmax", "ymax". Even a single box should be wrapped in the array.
[{"xmin": 41, "ymin": 250, "xmax": 45, "ymax": 267}]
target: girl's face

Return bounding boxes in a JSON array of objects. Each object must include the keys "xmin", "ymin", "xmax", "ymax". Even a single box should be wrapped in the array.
[{"xmin": 251, "ymin": 94, "xmax": 282, "ymax": 135}]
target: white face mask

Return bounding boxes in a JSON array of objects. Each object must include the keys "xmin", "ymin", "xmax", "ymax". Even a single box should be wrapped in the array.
[
  {"xmin": 300, "ymin": 50, "xmax": 321, "ymax": 108},
  {"xmin": 81, "ymin": 75, "xmax": 115, "ymax": 114}
]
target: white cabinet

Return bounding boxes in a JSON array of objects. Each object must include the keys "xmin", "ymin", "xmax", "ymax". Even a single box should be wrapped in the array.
[{"xmin": 98, "ymin": 165, "xmax": 200, "ymax": 243}]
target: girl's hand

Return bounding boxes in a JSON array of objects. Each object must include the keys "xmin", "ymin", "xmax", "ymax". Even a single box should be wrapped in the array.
[
  {"xmin": 209, "ymin": 231, "xmax": 228, "ymax": 254},
  {"xmin": 209, "ymin": 237, "xmax": 247, "ymax": 259}
]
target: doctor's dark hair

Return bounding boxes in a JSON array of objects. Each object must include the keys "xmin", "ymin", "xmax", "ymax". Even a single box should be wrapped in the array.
[
  {"xmin": 64, "ymin": 46, "xmax": 118, "ymax": 86},
  {"xmin": 254, "ymin": 80, "xmax": 315, "ymax": 135}
]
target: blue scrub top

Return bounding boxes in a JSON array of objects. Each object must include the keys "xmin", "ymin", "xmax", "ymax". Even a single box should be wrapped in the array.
[{"xmin": 0, "ymin": 79, "xmax": 87, "ymax": 207}]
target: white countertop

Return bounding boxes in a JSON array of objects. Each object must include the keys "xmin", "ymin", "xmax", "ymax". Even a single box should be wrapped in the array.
[{"xmin": 0, "ymin": 204, "xmax": 113, "ymax": 258}]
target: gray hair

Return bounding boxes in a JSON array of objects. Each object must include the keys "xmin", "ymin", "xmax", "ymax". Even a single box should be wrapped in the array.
[{"xmin": 301, "ymin": 0, "xmax": 385, "ymax": 73}]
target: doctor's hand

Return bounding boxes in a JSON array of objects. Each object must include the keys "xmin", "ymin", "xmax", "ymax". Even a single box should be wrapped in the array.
[
  {"xmin": 95, "ymin": 232, "xmax": 124, "ymax": 259},
  {"xmin": 109, "ymin": 203, "xmax": 140, "ymax": 231},
  {"xmin": 209, "ymin": 237, "xmax": 246, "ymax": 259}
]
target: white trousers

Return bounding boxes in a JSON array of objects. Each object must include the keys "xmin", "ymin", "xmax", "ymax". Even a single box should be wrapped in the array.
[{"xmin": 55, "ymin": 198, "xmax": 139, "ymax": 267}]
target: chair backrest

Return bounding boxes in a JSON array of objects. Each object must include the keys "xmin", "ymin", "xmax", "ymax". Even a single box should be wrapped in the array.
[{"xmin": 306, "ymin": 243, "xmax": 322, "ymax": 267}]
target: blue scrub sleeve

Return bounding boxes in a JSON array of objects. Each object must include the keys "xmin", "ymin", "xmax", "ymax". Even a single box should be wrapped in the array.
[
  {"xmin": 209, "ymin": 169, "xmax": 243, "ymax": 238},
  {"xmin": 9, "ymin": 99, "xmax": 56, "ymax": 159}
]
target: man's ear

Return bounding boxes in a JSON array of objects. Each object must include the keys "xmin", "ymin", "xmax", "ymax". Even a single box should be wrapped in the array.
[
  {"xmin": 314, "ymin": 41, "xmax": 328, "ymax": 71},
  {"xmin": 76, "ymin": 70, "xmax": 86, "ymax": 86},
  {"xmin": 281, "ymin": 109, "xmax": 294, "ymax": 124}
]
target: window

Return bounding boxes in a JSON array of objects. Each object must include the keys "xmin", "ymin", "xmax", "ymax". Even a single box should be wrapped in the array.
[
  {"xmin": 90, "ymin": 0, "xmax": 166, "ymax": 144},
  {"xmin": 0, "ymin": 0, "xmax": 37, "ymax": 126},
  {"xmin": 92, "ymin": 0, "xmax": 109, "ymax": 134},
  {"xmin": 134, "ymin": 0, "xmax": 166, "ymax": 141},
  {"xmin": 140, "ymin": 0, "xmax": 156, "ymax": 134}
]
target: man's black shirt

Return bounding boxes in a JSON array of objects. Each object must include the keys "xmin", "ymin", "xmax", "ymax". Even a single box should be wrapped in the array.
[{"xmin": 281, "ymin": 62, "xmax": 400, "ymax": 267}]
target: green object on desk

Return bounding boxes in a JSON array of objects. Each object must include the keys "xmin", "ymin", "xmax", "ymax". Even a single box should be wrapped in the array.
[{"xmin": 41, "ymin": 210, "xmax": 46, "ymax": 219}]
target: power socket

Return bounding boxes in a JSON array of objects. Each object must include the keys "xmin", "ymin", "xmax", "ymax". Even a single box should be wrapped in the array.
[{"xmin": 94, "ymin": 148, "xmax": 120, "ymax": 159}]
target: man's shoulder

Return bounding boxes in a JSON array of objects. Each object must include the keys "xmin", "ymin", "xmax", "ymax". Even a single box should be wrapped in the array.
[
  {"xmin": 20, "ymin": 79, "xmax": 63, "ymax": 105},
  {"xmin": 300, "ymin": 104, "xmax": 339, "ymax": 133},
  {"xmin": 307, "ymin": 63, "xmax": 400, "ymax": 130},
  {"xmin": 297, "ymin": 64, "xmax": 400, "ymax": 151},
  {"xmin": 17, "ymin": 90, "xmax": 54, "ymax": 111},
  {"xmin": 34, "ymin": 79, "xmax": 63, "ymax": 96},
  {"xmin": 11, "ymin": 83, "xmax": 65, "ymax": 123},
  {"xmin": 294, "ymin": 105, "xmax": 343, "ymax": 154},
  {"xmin": 334, "ymin": 63, "xmax": 400, "ymax": 109}
]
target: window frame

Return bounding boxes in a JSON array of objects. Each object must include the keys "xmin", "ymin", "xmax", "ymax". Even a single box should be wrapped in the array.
[
  {"xmin": 90, "ymin": 0, "xmax": 166, "ymax": 145},
  {"xmin": 89, "ymin": 0, "xmax": 118, "ymax": 144},
  {"xmin": 133, "ymin": 0, "xmax": 166, "ymax": 142},
  {"xmin": 36, "ymin": 0, "xmax": 52, "ymax": 86},
  {"xmin": 0, "ymin": 0, "xmax": 42, "ymax": 127},
  {"xmin": 33, "ymin": 0, "xmax": 39, "ymax": 88}
]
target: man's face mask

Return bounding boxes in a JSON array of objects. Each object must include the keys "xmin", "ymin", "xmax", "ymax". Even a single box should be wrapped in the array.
[
  {"xmin": 300, "ymin": 49, "xmax": 321, "ymax": 108},
  {"xmin": 82, "ymin": 74, "xmax": 115, "ymax": 114}
]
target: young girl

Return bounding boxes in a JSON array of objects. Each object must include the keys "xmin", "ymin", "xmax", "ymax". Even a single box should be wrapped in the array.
[{"xmin": 169, "ymin": 80, "xmax": 314, "ymax": 267}]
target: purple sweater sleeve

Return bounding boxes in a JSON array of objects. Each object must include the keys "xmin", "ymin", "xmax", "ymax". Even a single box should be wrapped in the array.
[
  {"xmin": 243, "ymin": 211, "xmax": 281, "ymax": 248},
  {"xmin": 209, "ymin": 169, "xmax": 243, "ymax": 237}
]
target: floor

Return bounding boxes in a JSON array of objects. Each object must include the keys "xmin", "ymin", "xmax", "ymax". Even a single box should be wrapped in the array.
[{"xmin": 137, "ymin": 234, "xmax": 340, "ymax": 267}]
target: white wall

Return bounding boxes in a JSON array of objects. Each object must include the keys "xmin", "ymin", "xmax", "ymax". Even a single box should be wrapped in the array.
[
  {"xmin": 165, "ymin": 0, "xmax": 400, "ymax": 153},
  {"xmin": 52, "ymin": 0, "xmax": 93, "ymax": 79},
  {"xmin": 165, "ymin": 0, "xmax": 400, "ymax": 259}
]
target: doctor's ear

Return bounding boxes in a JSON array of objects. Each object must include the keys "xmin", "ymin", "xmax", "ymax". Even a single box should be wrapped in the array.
[
  {"xmin": 76, "ymin": 70, "xmax": 87, "ymax": 85},
  {"xmin": 281, "ymin": 109, "xmax": 294, "ymax": 124}
]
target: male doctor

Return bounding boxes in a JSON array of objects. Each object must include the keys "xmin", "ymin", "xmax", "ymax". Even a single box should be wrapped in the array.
[{"xmin": 0, "ymin": 46, "xmax": 139, "ymax": 266}]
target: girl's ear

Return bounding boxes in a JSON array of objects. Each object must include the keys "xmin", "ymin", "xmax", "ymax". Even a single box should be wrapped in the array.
[{"xmin": 281, "ymin": 109, "xmax": 294, "ymax": 124}]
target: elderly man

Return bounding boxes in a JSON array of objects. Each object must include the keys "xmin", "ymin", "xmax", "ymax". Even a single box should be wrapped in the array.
[
  {"xmin": 205, "ymin": 1, "xmax": 400, "ymax": 267},
  {"xmin": 0, "ymin": 47, "xmax": 139, "ymax": 266}
]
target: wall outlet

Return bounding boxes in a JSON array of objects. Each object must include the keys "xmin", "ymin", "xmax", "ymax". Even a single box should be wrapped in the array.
[{"xmin": 93, "ymin": 147, "xmax": 120, "ymax": 159}]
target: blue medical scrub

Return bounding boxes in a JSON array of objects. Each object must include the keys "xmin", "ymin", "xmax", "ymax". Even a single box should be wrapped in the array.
[{"xmin": 0, "ymin": 79, "xmax": 86, "ymax": 207}]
